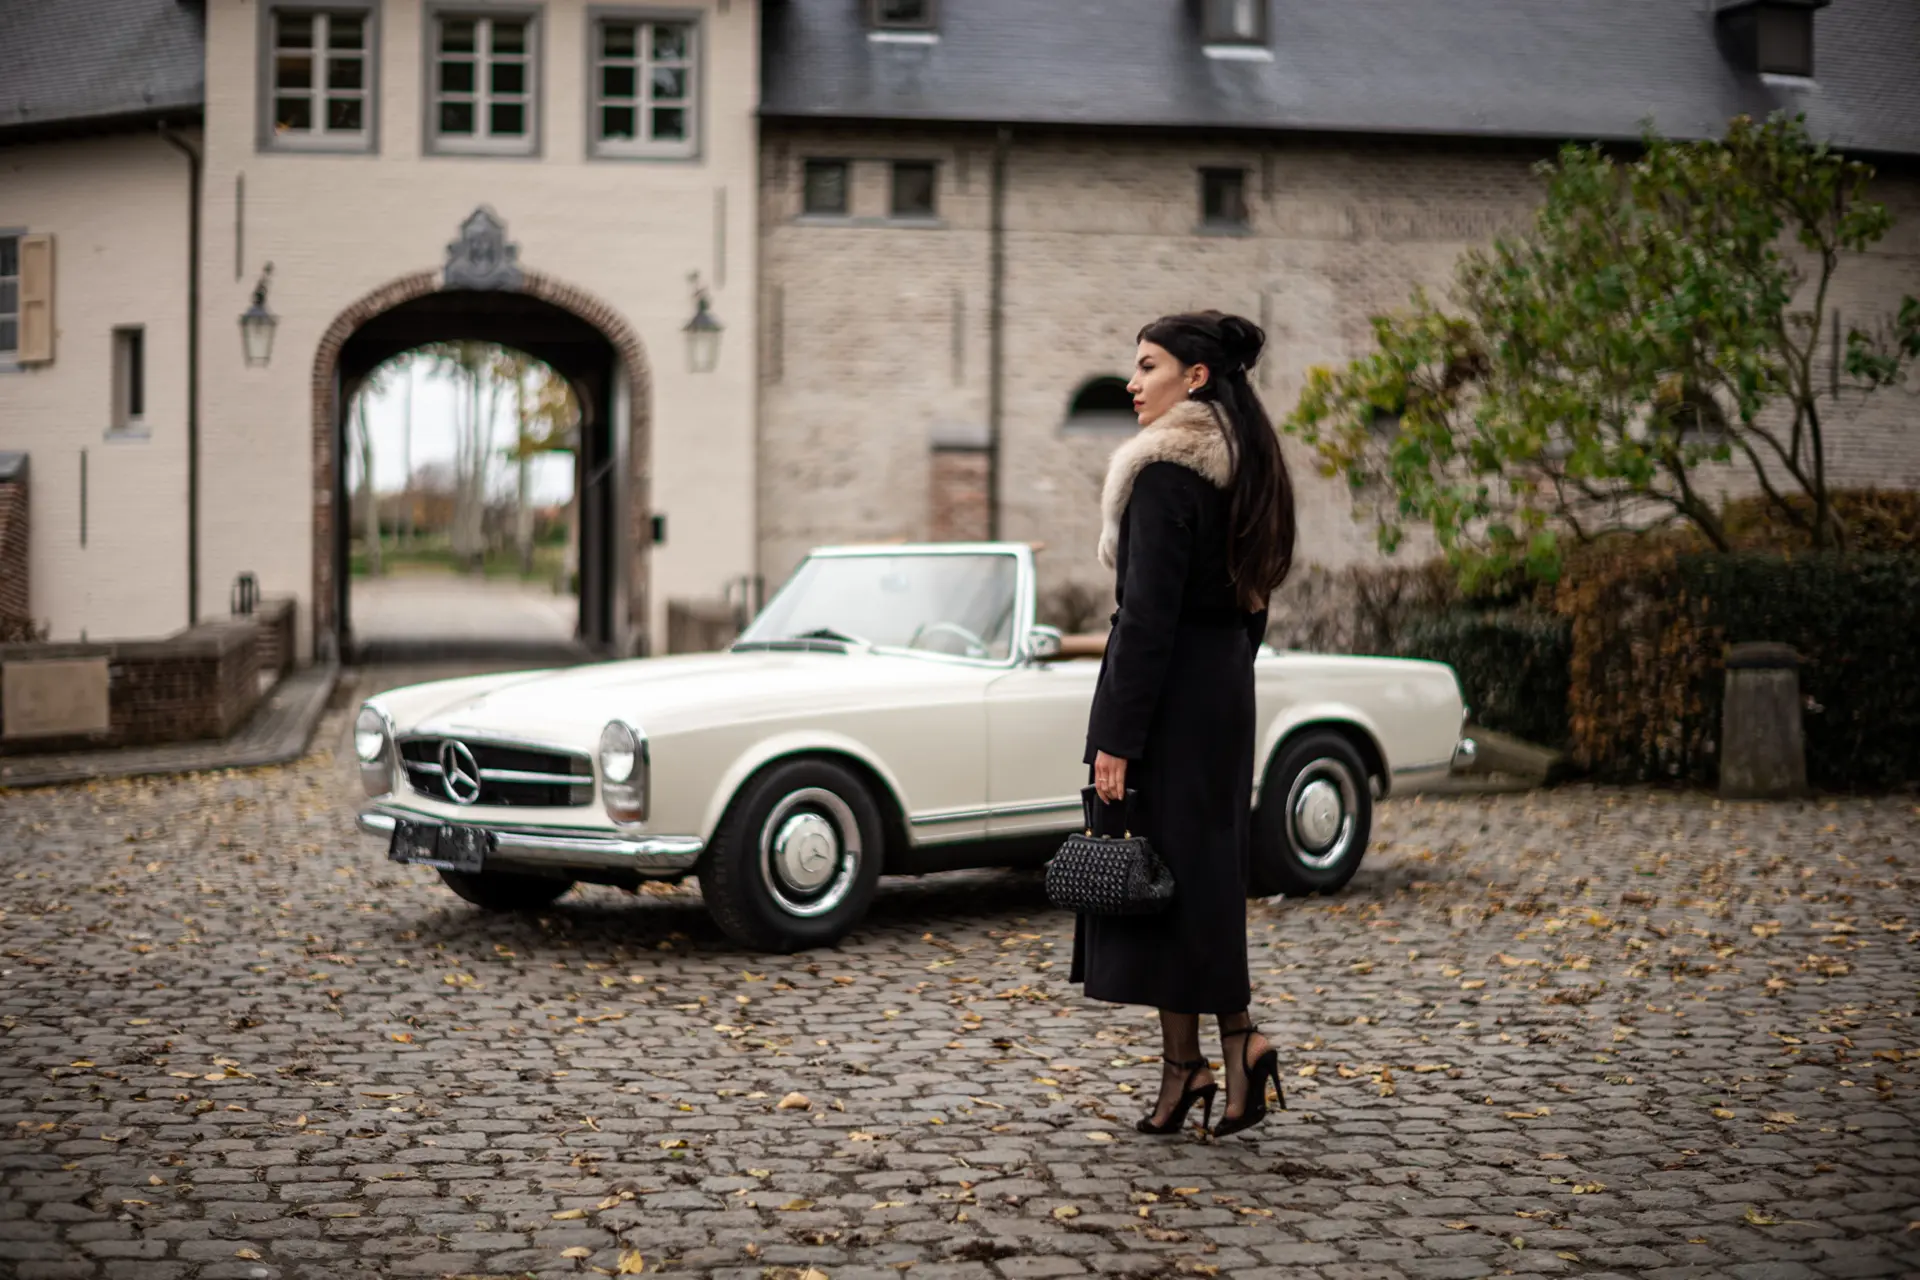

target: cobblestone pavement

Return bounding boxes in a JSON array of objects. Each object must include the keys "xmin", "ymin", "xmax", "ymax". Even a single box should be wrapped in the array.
[{"xmin": 3, "ymin": 673, "xmax": 1917, "ymax": 1280}]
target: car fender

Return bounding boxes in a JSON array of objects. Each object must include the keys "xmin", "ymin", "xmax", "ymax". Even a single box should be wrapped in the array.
[
  {"xmin": 1255, "ymin": 703, "xmax": 1390, "ymax": 796},
  {"xmin": 700, "ymin": 729, "xmax": 913, "ymax": 844}
]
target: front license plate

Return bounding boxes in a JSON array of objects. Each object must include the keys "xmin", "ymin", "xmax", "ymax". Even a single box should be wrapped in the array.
[{"xmin": 387, "ymin": 820, "xmax": 489, "ymax": 873}]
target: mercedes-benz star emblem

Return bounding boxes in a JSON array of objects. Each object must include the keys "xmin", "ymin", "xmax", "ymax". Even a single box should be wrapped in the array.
[{"xmin": 439, "ymin": 740, "xmax": 482, "ymax": 805}]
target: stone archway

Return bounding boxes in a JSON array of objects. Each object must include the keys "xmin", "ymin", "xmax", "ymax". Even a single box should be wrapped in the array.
[{"xmin": 310, "ymin": 264, "xmax": 654, "ymax": 658}]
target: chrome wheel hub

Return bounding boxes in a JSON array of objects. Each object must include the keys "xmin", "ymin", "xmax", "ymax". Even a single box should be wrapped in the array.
[
  {"xmin": 772, "ymin": 812, "xmax": 839, "ymax": 892},
  {"xmin": 758, "ymin": 787, "xmax": 861, "ymax": 918},
  {"xmin": 1285, "ymin": 759, "xmax": 1358, "ymax": 871},
  {"xmin": 1293, "ymin": 778, "xmax": 1343, "ymax": 849}
]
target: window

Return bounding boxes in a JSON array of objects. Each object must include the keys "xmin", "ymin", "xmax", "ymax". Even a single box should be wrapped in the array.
[
  {"xmin": 593, "ymin": 17, "xmax": 696, "ymax": 158},
  {"xmin": 890, "ymin": 161, "xmax": 937, "ymax": 219},
  {"xmin": 0, "ymin": 234, "xmax": 52, "ymax": 365},
  {"xmin": 802, "ymin": 160, "xmax": 849, "ymax": 216},
  {"xmin": 112, "ymin": 328, "xmax": 144, "ymax": 431},
  {"xmin": 1201, "ymin": 0, "xmax": 1266, "ymax": 44},
  {"xmin": 266, "ymin": 8, "xmax": 373, "ymax": 149},
  {"xmin": 1063, "ymin": 376, "xmax": 1137, "ymax": 432},
  {"xmin": 870, "ymin": 0, "xmax": 935, "ymax": 31},
  {"xmin": 430, "ymin": 10, "xmax": 537, "ymax": 154},
  {"xmin": 0, "ymin": 237, "xmax": 16, "ymax": 357},
  {"xmin": 1200, "ymin": 167, "xmax": 1248, "ymax": 229},
  {"xmin": 1756, "ymin": 4, "xmax": 1815, "ymax": 76}
]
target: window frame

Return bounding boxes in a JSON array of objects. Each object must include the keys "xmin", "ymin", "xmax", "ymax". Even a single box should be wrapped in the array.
[
  {"xmin": 0, "ymin": 232, "xmax": 19, "ymax": 368},
  {"xmin": 423, "ymin": 2, "xmax": 544, "ymax": 158},
  {"xmin": 1201, "ymin": 0, "xmax": 1268, "ymax": 46},
  {"xmin": 869, "ymin": 0, "xmax": 937, "ymax": 32},
  {"xmin": 889, "ymin": 160, "xmax": 939, "ymax": 221},
  {"xmin": 800, "ymin": 158, "xmax": 852, "ymax": 217},
  {"xmin": 586, "ymin": 7, "xmax": 702, "ymax": 161},
  {"xmin": 257, "ymin": 2, "xmax": 380, "ymax": 154},
  {"xmin": 1755, "ymin": 4, "xmax": 1815, "ymax": 77},
  {"xmin": 1199, "ymin": 166, "xmax": 1251, "ymax": 231},
  {"xmin": 111, "ymin": 326, "xmax": 146, "ymax": 435}
]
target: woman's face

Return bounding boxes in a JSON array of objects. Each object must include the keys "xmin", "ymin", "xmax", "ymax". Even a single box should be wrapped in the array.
[{"xmin": 1127, "ymin": 340, "xmax": 1207, "ymax": 426}]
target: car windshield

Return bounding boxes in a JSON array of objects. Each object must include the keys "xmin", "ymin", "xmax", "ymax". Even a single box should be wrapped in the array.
[{"xmin": 738, "ymin": 552, "xmax": 1020, "ymax": 661}]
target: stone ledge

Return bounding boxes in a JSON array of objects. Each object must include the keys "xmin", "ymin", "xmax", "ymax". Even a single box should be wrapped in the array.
[{"xmin": 0, "ymin": 662, "xmax": 338, "ymax": 789}]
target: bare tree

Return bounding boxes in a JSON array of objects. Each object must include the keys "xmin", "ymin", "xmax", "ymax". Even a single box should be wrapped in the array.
[{"xmin": 352, "ymin": 367, "xmax": 389, "ymax": 577}]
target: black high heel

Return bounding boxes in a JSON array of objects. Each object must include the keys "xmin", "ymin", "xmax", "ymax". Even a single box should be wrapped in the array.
[
  {"xmin": 1213, "ymin": 1024, "xmax": 1284, "ymax": 1138},
  {"xmin": 1136, "ymin": 1056, "xmax": 1217, "ymax": 1135}
]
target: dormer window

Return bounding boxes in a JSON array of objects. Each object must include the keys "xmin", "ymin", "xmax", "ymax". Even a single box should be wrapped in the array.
[
  {"xmin": 1202, "ymin": 0, "xmax": 1267, "ymax": 46},
  {"xmin": 870, "ymin": 0, "xmax": 935, "ymax": 32},
  {"xmin": 1715, "ymin": 0, "xmax": 1828, "ymax": 79}
]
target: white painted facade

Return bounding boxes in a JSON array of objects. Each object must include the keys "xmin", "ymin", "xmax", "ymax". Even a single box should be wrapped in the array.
[{"xmin": 2, "ymin": 0, "xmax": 761, "ymax": 657}]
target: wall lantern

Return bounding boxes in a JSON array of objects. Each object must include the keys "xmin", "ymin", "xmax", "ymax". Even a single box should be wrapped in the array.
[
  {"xmin": 239, "ymin": 263, "xmax": 279, "ymax": 368},
  {"xmin": 683, "ymin": 271, "xmax": 723, "ymax": 374}
]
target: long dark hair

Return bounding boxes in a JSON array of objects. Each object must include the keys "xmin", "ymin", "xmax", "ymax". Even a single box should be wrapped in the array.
[{"xmin": 1137, "ymin": 310, "xmax": 1296, "ymax": 610}]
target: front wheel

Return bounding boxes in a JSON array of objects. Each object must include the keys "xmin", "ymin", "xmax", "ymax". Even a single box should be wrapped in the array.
[
  {"xmin": 1249, "ymin": 730, "xmax": 1373, "ymax": 897},
  {"xmin": 437, "ymin": 868, "xmax": 574, "ymax": 911},
  {"xmin": 699, "ymin": 759, "xmax": 885, "ymax": 952}
]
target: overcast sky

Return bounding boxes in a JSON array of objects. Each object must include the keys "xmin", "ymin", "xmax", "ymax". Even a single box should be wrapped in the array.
[{"xmin": 347, "ymin": 355, "xmax": 575, "ymax": 506}]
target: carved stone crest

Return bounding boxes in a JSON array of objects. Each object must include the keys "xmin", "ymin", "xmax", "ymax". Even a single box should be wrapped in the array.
[{"xmin": 443, "ymin": 206, "xmax": 523, "ymax": 290}]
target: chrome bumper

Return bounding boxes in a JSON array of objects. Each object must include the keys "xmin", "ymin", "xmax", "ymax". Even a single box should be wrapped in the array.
[
  {"xmin": 1451, "ymin": 736, "xmax": 1479, "ymax": 772},
  {"xmin": 357, "ymin": 807, "xmax": 703, "ymax": 877}
]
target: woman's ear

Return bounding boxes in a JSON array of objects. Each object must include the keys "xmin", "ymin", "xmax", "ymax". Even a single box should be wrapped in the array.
[{"xmin": 1188, "ymin": 365, "xmax": 1211, "ymax": 395}]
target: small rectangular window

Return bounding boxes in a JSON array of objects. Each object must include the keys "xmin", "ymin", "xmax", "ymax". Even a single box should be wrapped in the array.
[
  {"xmin": 1202, "ymin": 0, "xmax": 1266, "ymax": 44},
  {"xmin": 890, "ymin": 161, "xmax": 937, "ymax": 219},
  {"xmin": 112, "ymin": 327, "xmax": 145, "ymax": 430},
  {"xmin": 1201, "ymin": 167, "xmax": 1248, "ymax": 228},
  {"xmin": 592, "ymin": 18, "xmax": 697, "ymax": 158},
  {"xmin": 0, "ymin": 236, "xmax": 17, "ymax": 356},
  {"xmin": 267, "ymin": 8, "xmax": 373, "ymax": 149},
  {"xmin": 870, "ymin": 0, "xmax": 935, "ymax": 30},
  {"xmin": 1756, "ymin": 6, "xmax": 1815, "ymax": 76},
  {"xmin": 430, "ymin": 10, "xmax": 537, "ymax": 154},
  {"xmin": 802, "ymin": 160, "xmax": 849, "ymax": 215}
]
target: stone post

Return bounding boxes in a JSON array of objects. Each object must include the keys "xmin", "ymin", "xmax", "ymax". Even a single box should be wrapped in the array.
[{"xmin": 1719, "ymin": 642, "xmax": 1807, "ymax": 799}]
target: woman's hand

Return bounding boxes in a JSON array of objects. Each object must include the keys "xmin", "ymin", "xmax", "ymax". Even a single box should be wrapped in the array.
[{"xmin": 1093, "ymin": 750, "xmax": 1128, "ymax": 803}]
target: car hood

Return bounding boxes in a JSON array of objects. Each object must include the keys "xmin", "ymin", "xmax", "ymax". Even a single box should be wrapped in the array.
[{"xmin": 389, "ymin": 648, "xmax": 985, "ymax": 746}]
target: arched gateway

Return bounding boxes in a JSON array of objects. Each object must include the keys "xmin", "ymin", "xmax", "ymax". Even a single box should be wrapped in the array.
[{"xmin": 310, "ymin": 210, "xmax": 654, "ymax": 659}]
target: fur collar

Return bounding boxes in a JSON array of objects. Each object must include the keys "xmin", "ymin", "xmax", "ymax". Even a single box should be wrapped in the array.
[{"xmin": 1097, "ymin": 400, "xmax": 1232, "ymax": 568}]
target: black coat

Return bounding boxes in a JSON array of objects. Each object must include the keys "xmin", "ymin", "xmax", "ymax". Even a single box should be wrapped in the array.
[{"xmin": 1072, "ymin": 431, "xmax": 1268, "ymax": 1015}]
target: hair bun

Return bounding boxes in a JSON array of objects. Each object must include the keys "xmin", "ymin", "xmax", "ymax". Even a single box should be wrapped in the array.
[{"xmin": 1216, "ymin": 314, "xmax": 1265, "ymax": 373}]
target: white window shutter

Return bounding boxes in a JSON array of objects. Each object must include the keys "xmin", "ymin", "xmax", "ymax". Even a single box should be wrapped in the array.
[{"xmin": 17, "ymin": 234, "xmax": 53, "ymax": 364}]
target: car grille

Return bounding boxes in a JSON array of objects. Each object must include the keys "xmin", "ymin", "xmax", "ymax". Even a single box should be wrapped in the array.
[{"xmin": 398, "ymin": 737, "xmax": 595, "ymax": 808}]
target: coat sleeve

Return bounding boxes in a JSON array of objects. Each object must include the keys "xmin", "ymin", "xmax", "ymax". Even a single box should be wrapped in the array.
[{"xmin": 1086, "ymin": 463, "xmax": 1197, "ymax": 761}]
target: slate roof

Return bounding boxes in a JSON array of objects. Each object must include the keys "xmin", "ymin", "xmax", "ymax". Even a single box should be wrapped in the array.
[
  {"xmin": 761, "ymin": 0, "xmax": 1920, "ymax": 158},
  {"xmin": 0, "ymin": 0, "xmax": 204, "ymax": 135}
]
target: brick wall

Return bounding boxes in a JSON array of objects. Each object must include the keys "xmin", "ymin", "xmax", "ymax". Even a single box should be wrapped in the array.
[
  {"xmin": 250, "ymin": 596, "xmax": 296, "ymax": 681},
  {"xmin": 758, "ymin": 125, "xmax": 1920, "ymax": 610},
  {"xmin": 0, "ymin": 457, "xmax": 28, "ymax": 635},
  {"xmin": 929, "ymin": 448, "xmax": 991, "ymax": 543},
  {"xmin": 0, "ymin": 619, "xmax": 264, "ymax": 754}
]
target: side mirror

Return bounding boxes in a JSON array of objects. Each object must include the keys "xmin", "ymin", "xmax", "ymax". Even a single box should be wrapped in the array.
[{"xmin": 1025, "ymin": 624, "xmax": 1064, "ymax": 662}]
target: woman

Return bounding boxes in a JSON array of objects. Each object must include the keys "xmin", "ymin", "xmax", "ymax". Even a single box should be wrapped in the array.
[{"xmin": 1071, "ymin": 310, "xmax": 1296, "ymax": 1138}]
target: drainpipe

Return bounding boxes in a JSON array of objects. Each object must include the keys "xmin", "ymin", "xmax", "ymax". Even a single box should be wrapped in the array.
[
  {"xmin": 160, "ymin": 124, "xmax": 202, "ymax": 625},
  {"xmin": 986, "ymin": 127, "xmax": 1009, "ymax": 540}
]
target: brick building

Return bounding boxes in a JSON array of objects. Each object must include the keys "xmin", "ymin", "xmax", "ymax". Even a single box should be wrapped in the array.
[{"xmin": 2, "ymin": 0, "xmax": 1917, "ymax": 657}]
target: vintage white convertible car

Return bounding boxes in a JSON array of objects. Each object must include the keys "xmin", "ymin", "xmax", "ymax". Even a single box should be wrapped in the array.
[{"xmin": 355, "ymin": 543, "xmax": 1473, "ymax": 951}]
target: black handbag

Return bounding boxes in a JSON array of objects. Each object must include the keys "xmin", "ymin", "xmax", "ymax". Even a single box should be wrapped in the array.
[{"xmin": 1045, "ymin": 786, "xmax": 1175, "ymax": 916}]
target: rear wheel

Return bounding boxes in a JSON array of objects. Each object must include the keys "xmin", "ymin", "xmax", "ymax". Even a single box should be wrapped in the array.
[
  {"xmin": 1249, "ymin": 730, "xmax": 1373, "ymax": 897},
  {"xmin": 699, "ymin": 758, "xmax": 885, "ymax": 952},
  {"xmin": 438, "ymin": 868, "xmax": 574, "ymax": 911}
]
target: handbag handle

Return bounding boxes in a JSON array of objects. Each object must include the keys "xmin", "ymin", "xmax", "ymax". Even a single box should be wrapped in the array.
[{"xmin": 1080, "ymin": 785, "xmax": 1138, "ymax": 838}]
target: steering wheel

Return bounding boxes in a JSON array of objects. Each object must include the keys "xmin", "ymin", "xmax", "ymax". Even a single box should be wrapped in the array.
[{"xmin": 907, "ymin": 620, "xmax": 989, "ymax": 659}]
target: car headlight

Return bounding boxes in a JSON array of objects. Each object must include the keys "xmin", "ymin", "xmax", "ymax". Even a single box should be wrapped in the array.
[
  {"xmin": 355, "ymin": 704, "xmax": 394, "ymax": 797},
  {"xmin": 599, "ymin": 720, "xmax": 648, "ymax": 825}
]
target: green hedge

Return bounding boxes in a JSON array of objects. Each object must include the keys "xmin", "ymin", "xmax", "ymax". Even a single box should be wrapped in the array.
[
  {"xmin": 1398, "ymin": 609, "xmax": 1572, "ymax": 749},
  {"xmin": 1678, "ymin": 554, "xmax": 1920, "ymax": 790}
]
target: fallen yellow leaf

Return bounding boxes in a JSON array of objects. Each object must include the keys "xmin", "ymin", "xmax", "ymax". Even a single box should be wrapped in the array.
[
  {"xmin": 776, "ymin": 1091, "xmax": 812, "ymax": 1111},
  {"xmin": 616, "ymin": 1250, "xmax": 646, "ymax": 1274},
  {"xmin": 234, "ymin": 1249, "xmax": 261, "ymax": 1260},
  {"xmin": 1744, "ymin": 1206, "xmax": 1779, "ymax": 1226},
  {"xmin": 1053, "ymin": 1205, "xmax": 1080, "ymax": 1219},
  {"xmin": 551, "ymin": 1208, "xmax": 587, "ymax": 1220},
  {"xmin": 561, "ymin": 1246, "xmax": 592, "ymax": 1259}
]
